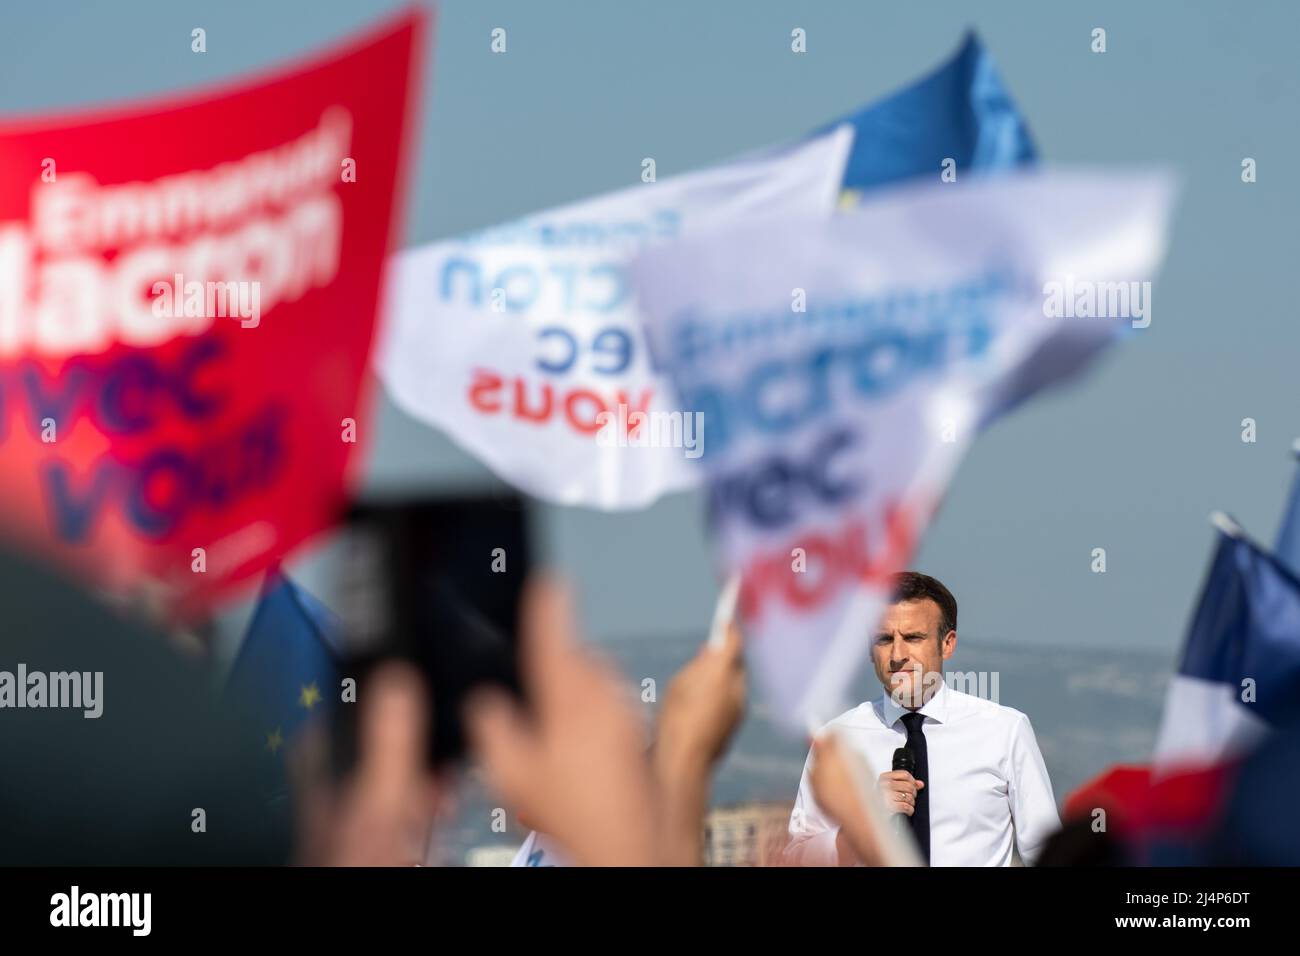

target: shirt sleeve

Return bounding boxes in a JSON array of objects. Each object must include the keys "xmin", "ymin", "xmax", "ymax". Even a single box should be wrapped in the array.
[
  {"xmin": 1007, "ymin": 712, "xmax": 1061, "ymax": 866},
  {"xmin": 783, "ymin": 747, "xmax": 842, "ymax": 866}
]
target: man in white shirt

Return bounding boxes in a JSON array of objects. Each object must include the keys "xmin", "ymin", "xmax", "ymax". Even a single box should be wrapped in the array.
[{"xmin": 786, "ymin": 572, "xmax": 1060, "ymax": 866}]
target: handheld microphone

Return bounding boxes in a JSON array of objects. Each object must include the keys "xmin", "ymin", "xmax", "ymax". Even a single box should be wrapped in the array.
[
  {"xmin": 892, "ymin": 747, "xmax": 915, "ymax": 775},
  {"xmin": 891, "ymin": 747, "xmax": 915, "ymax": 834}
]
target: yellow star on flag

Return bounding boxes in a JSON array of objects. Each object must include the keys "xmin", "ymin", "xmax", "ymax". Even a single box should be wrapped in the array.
[
  {"xmin": 265, "ymin": 728, "xmax": 284, "ymax": 754},
  {"xmin": 299, "ymin": 682, "xmax": 322, "ymax": 711}
]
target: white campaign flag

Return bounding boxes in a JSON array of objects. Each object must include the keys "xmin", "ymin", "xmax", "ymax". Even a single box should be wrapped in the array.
[
  {"xmin": 509, "ymin": 830, "xmax": 570, "ymax": 867},
  {"xmin": 631, "ymin": 170, "xmax": 1178, "ymax": 730},
  {"xmin": 377, "ymin": 127, "xmax": 853, "ymax": 509}
]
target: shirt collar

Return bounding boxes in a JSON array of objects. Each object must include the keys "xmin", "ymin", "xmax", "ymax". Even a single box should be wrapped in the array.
[{"xmin": 880, "ymin": 676, "xmax": 949, "ymax": 729}]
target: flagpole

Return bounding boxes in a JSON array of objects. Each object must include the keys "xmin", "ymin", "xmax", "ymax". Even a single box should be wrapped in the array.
[
  {"xmin": 1208, "ymin": 510, "xmax": 1273, "ymax": 556},
  {"xmin": 706, "ymin": 573, "xmax": 741, "ymax": 650},
  {"xmin": 1209, "ymin": 511, "xmax": 1244, "ymax": 540}
]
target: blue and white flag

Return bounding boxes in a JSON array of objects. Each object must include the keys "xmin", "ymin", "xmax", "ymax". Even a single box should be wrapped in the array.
[
  {"xmin": 378, "ymin": 128, "xmax": 852, "ymax": 509},
  {"xmin": 1154, "ymin": 518, "xmax": 1300, "ymax": 770},
  {"xmin": 631, "ymin": 170, "xmax": 1177, "ymax": 729},
  {"xmin": 377, "ymin": 34, "xmax": 1036, "ymax": 510}
]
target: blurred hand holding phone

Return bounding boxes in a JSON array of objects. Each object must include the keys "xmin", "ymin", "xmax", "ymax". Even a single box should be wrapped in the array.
[{"xmin": 331, "ymin": 492, "xmax": 531, "ymax": 771}]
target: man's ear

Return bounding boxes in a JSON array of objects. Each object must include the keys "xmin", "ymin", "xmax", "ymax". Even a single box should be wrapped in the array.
[{"xmin": 941, "ymin": 629, "xmax": 957, "ymax": 661}]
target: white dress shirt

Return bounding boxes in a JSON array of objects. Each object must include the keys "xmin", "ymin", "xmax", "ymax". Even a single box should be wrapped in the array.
[{"xmin": 786, "ymin": 680, "xmax": 1060, "ymax": 866}]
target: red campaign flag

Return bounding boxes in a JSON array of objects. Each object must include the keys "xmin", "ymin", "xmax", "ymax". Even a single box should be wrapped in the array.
[{"xmin": 0, "ymin": 8, "xmax": 429, "ymax": 615}]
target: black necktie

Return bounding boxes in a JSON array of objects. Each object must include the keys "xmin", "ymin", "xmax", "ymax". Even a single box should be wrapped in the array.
[{"xmin": 900, "ymin": 711, "xmax": 931, "ymax": 865}]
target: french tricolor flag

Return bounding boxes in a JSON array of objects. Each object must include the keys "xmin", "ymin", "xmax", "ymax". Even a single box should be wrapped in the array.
[
  {"xmin": 1153, "ymin": 508, "xmax": 1300, "ymax": 772},
  {"xmin": 1273, "ymin": 440, "xmax": 1300, "ymax": 578}
]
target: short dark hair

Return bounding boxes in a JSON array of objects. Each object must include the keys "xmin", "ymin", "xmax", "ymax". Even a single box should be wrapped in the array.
[{"xmin": 890, "ymin": 571, "xmax": 957, "ymax": 639}]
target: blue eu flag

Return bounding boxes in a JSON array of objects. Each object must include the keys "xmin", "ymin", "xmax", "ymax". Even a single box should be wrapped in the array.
[{"xmin": 225, "ymin": 567, "xmax": 341, "ymax": 760}]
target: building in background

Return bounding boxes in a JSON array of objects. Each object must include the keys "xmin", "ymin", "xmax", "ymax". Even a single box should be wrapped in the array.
[
  {"xmin": 465, "ymin": 846, "xmax": 518, "ymax": 868},
  {"xmin": 703, "ymin": 802, "xmax": 793, "ymax": 867}
]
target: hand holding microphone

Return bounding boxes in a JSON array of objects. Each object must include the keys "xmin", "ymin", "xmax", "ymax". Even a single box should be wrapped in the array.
[{"xmin": 878, "ymin": 747, "xmax": 925, "ymax": 824}]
